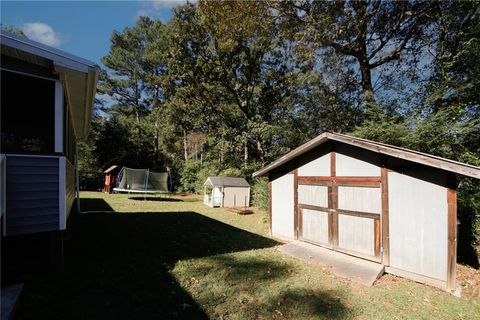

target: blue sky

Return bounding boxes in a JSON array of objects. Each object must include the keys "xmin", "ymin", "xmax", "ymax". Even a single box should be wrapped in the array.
[{"xmin": 1, "ymin": 1, "xmax": 184, "ymax": 65}]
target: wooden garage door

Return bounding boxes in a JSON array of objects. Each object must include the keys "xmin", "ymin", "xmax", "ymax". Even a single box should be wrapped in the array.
[{"xmin": 297, "ymin": 152, "xmax": 383, "ymax": 263}]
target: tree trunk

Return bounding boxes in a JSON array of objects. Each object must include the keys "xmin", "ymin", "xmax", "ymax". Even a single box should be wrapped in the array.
[
  {"xmin": 244, "ymin": 141, "xmax": 248, "ymax": 169},
  {"xmin": 358, "ymin": 39, "xmax": 375, "ymax": 103},
  {"xmin": 256, "ymin": 138, "xmax": 266, "ymax": 165},
  {"xmin": 154, "ymin": 119, "xmax": 159, "ymax": 166},
  {"xmin": 183, "ymin": 130, "xmax": 188, "ymax": 162}
]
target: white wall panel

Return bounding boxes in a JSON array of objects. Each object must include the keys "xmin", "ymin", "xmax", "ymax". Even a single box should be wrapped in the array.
[
  {"xmin": 338, "ymin": 186, "xmax": 381, "ymax": 214},
  {"xmin": 223, "ymin": 187, "xmax": 250, "ymax": 208},
  {"xmin": 336, "ymin": 153, "xmax": 380, "ymax": 176},
  {"xmin": 338, "ymin": 215, "xmax": 375, "ymax": 256},
  {"xmin": 388, "ymin": 172, "xmax": 448, "ymax": 281},
  {"xmin": 298, "ymin": 153, "xmax": 330, "ymax": 176},
  {"xmin": 298, "ymin": 185, "xmax": 329, "ymax": 207},
  {"xmin": 301, "ymin": 209, "xmax": 329, "ymax": 245},
  {"xmin": 271, "ymin": 174, "xmax": 294, "ymax": 239}
]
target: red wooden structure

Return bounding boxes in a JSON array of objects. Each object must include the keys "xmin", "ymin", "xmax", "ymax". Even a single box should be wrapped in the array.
[{"xmin": 104, "ymin": 165, "xmax": 120, "ymax": 193}]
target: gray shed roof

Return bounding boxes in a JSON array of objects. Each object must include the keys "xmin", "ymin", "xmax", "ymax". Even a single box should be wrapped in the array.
[
  {"xmin": 253, "ymin": 131, "xmax": 480, "ymax": 179},
  {"xmin": 205, "ymin": 176, "xmax": 250, "ymax": 187}
]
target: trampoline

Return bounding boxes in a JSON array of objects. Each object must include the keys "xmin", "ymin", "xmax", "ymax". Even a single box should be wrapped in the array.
[{"xmin": 113, "ymin": 167, "xmax": 171, "ymax": 196}]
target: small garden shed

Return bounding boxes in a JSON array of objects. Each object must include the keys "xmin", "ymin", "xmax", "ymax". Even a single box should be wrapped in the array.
[
  {"xmin": 253, "ymin": 131, "xmax": 480, "ymax": 292},
  {"xmin": 204, "ymin": 177, "xmax": 250, "ymax": 208}
]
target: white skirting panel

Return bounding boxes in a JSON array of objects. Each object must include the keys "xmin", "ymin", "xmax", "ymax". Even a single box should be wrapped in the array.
[
  {"xmin": 335, "ymin": 153, "xmax": 380, "ymax": 176},
  {"xmin": 271, "ymin": 174, "xmax": 295, "ymax": 239},
  {"xmin": 388, "ymin": 172, "xmax": 448, "ymax": 281},
  {"xmin": 338, "ymin": 186, "xmax": 381, "ymax": 214},
  {"xmin": 298, "ymin": 153, "xmax": 330, "ymax": 176},
  {"xmin": 338, "ymin": 214, "xmax": 375, "ymax": 256},
  {"xmin": 298, "ymin": 185, "xmax": 328, "ymax": 207},
  {"xmin": 301, "ymin": 209, "xmax": 329, "ymax": 245}
]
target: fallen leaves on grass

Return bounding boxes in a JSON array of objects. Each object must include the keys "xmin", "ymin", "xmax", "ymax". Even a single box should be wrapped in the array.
[{"xmin": 457, "ymin": 263, "xmax": 480, "ymax": 298}]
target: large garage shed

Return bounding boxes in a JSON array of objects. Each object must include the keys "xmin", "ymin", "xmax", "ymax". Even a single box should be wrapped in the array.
[{"xmin": 253, "ymin": 132, "xmax": 480, "ymax": 292}]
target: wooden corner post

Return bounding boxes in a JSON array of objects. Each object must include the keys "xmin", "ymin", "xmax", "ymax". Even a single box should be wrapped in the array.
[
  {"xmin": 293, "ymin": 169, "xmax": 298, "ymax": 239},
  {"xmin": 268, "ymin": 180, "xmax": 272, "ymax": 237},
  {"xmin": 329, "ymin": 151, "xmax": 338, "ymax": 248},
  {"xmin": 381, "ymin": 167, "xmax": 390, "ymax": 266},
  {"xmin": 447, "ymin": 188, "xmax": 457, "ymax": 292}
]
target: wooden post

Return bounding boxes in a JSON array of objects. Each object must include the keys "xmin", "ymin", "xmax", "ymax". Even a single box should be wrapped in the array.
[
  {"xmin": 293, "ymin": 169, "xmax": 298, "ymax": 239},
  {"xmin": 329, "ymin": 151, "xmax": 338, "ymax": 248},
  {"xmin": 374, "ymin": 219, "xmax": 380, "ymax": 257},
  {"xmin": 268, "ymin": 180, "xmax": 272, "ymax": 236},
  {"xmin": 447, "ymin": 189, "xmax": 457, "ymax": 292},
  {"xmin": 381, "ymin": 167, "xmax": 390, "ymax": 265}
]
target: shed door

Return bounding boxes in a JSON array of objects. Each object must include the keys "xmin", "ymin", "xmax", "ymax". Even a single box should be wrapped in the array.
[
  {"xmin": 335, "ymin": 186, "xmax": 381, "ymax": 261},
  {"xmin": 298, "ymin": 179, "xmax": 382, "ymax": 262},
  {"xmin": 298, "ymin": 185, "xmax": 331, "ymax": 248},
  {"xmin": 297, "ymin": 152, "xmax": 382, "ymax": 262}
]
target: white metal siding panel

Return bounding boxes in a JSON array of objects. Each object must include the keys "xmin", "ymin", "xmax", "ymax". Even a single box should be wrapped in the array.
[
  {"xmin": 338, "ymin": 215, "xmax": 375, "ymax": 256},
  {"xmin": 271, "ymin": 174, "xmax": 295, "ymax": 239},
  {"xmin": 223, "ymin": 187, "xmax": 250, "ymax": 208},
  {"xmin": 388, "ymin": 171, "xmax": 448, "ymax": 281},
  {"xmin": 298, "ymin": 153, "xmax": 330, "ymax": 176},
  {"xmin": 5, "ymin": 155, "xmax": 60, "ymax": 235},
  {"xmin": 298, "ymin": 185, "xmax": 329, "ymax": 207},
  {"xmin": 65, "ymin": 159, "xmax": 75, "ymax": 222},
  {"xmin": 338, "ymin": 186, "xmax": 381, "ymax": 214},
  {"xmin": 302, "ymin": 209, "xmax": 329, "ymax": 245},
  {"xmin": 213, "ymin": 187, "xmax": 223, "ymax": 207},
  {"xmin": 336, "ymin": 153, "xmax": 380, "ymax": 176}
]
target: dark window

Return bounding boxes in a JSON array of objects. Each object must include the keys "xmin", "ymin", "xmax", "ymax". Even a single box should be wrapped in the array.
[{"xmin": 1, "ymin": 70, "xmax": 55, "ymax": 153}]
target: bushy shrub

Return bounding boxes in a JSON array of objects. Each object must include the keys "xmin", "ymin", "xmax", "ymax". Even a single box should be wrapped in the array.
[
  {"xmin": 194, "ymin": 162, "xmax": 218, "ymax": 193},
  {"xmin": 219, "ymin": 167, "xmax": 243, "ymax": 177},
  {"xmin": 252, "ymin": 177, "xmax": 269, "ymax": 212},
  {"xmin": 179, "ymin": 160, "xmax": 201, "ymax": 193}
]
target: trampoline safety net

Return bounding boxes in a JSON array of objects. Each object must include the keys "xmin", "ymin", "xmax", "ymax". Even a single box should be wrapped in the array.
[{"xmin": 115, "ymin": 167, "xmax": 169, "ymax": 193}]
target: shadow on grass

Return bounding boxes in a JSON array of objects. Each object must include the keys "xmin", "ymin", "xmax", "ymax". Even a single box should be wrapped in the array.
[
  {"xmin": 79, "ymin": 198, "xmax": 115, "ymax": 212},
  {"xmin": 269, "ymin": 289, "xmax": 350, "ymax": 319},
  {"xmin": 12, "ymin": 198, "xmax": 350, "ymax": 319},
  {"xmin": 128, "ymin": 196, "xmax": 183, "ymax": 202},
  {"xmin": 13, "ymin": 199, "xmax": 274, "ymax": 320}
]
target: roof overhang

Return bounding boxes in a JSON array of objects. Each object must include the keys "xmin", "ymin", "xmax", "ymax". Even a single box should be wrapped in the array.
[
  {"xmin": 204, "ymin": 178, "xmax": 213, "ymax": 186},
  {"xmin": 253, "ymin": 132, "xmax": 480, "ymax": 179},
  {"xmin": 1, "ymin": 30, "xmax": 99, "ymax": 140}
]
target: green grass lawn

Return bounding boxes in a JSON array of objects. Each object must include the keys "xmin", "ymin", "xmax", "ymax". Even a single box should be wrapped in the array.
[{"xmin": 15, "ymin": 192, "xmax": 480, "ymax": 319}]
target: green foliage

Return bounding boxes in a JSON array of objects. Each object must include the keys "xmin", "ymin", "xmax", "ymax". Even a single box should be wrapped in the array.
[
  {"xmin": 78, "ymin": 2, "xmax": 479, "ymax": 257},
  {"xmin": 219, "ymin": 167, "xmax": 242, "ymax": 178},
  {"xmin": 351, "ymin": 103, "xmax": 410, "ymax": 146},
  {"xmin": 179, "ymin": 160, "xmax": 201, "ymax": 193},
  {"xmin": 251, "ymin": 177, "xmax": 269, "ymax": 213}
]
